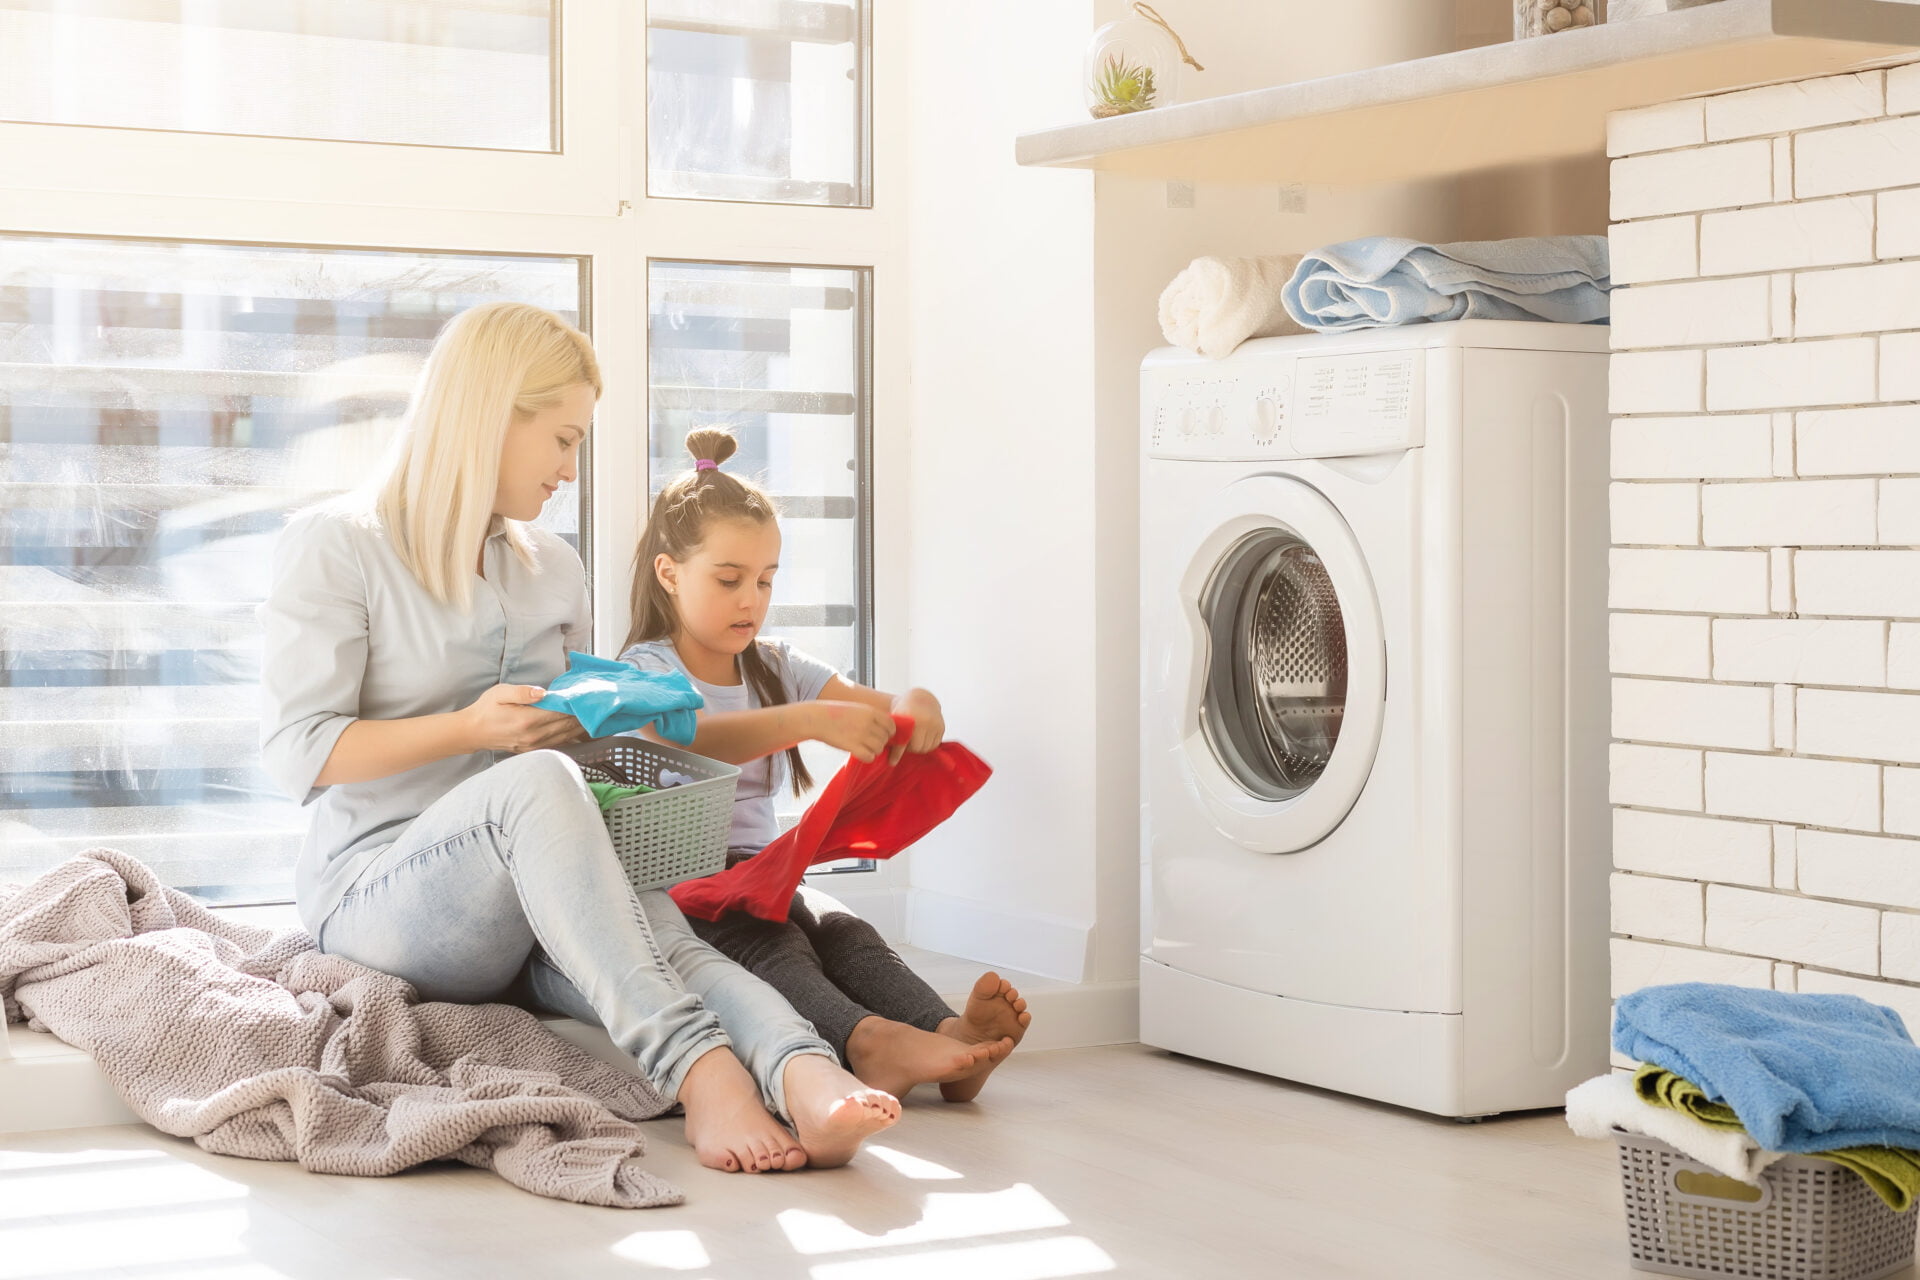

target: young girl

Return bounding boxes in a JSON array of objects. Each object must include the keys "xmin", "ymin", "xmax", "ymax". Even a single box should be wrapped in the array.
[{"xmin": 620, "ymin": 429, "xmax": 1031, "ymax": 1101}]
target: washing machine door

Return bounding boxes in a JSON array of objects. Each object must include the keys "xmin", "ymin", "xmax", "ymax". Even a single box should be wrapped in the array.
[{"xmin": 1168, "ymin": 474, "xmax": 1386, "ymax": 853}]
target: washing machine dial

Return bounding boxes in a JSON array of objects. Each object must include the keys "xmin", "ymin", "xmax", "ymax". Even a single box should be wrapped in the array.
[
  {"xmin": 1204, "ymin": 402, "xmax": 1225, "ymax": 436},
  {"xmin": 1250, "ymin": 393, "xmax": 1282, "ymax": 445}
]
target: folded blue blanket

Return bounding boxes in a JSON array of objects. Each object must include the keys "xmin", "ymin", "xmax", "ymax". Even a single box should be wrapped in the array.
[
  {"xmin": 1614, "ymin": 983, "xmax": 1920, "ymax": 1153},
  {"xmin": 534, "ymin": 652, "xmax": 703, "ymax": 744},
  {"xmin": 1281, "ymin": 235, "xmax": 1611, "ymax": 332}
]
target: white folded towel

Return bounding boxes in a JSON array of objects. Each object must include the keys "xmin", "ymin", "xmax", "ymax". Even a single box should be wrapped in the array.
[
  {"xmin": 1158, "ymin": 254, "xmax": 1308, "ymax": 359},
  {"xmin": 1565, "ymin": 1072, "xmax": 1787, "ymax": 1185}
]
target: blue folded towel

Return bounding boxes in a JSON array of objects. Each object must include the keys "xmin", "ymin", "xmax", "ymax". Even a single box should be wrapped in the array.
[
  {"xmin": 534, "ymin": 651, "xmax": 703, "ymax": 744},
  {"xmin": 1614, "ymin": 983, "xmax": 1920, "ymax": 1153},
  {"xmin": 1281, "ymin": 235, "xmax": 1611, "ymax": 332}
]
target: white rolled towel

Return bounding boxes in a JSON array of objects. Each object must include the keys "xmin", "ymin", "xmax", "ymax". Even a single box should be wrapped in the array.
[
  {"xmin": 1158, "ymin": 254, "xmax": 1308, "ymax": 359},
  {"xmin": 1565, "ymin": 1072, "xmax": 1787, "ymax": 1185}
]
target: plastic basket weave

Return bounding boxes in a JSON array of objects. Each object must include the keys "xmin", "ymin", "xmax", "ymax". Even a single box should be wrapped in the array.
[
  {"xmin": 1613, "ymin": 1129, "xmax": 1918, "ymax": 1280},
  {"xmin": 562, "ymin": 736, "xmax": 740, "ymax": 894}
]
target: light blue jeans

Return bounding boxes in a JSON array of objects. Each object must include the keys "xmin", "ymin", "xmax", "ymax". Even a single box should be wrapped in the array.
[{"xmin": 313, "ymin": 749, "xmax": 832, "ymax": 1120}]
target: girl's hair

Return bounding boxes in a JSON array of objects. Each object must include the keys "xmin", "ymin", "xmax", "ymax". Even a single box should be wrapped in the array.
[
  {"xmin": 374, "ymin": 302, "xmax": 601, "ymax": 609},
  {"xmin": 625, "ymin": 428, "xmax": 812, "ymax": 794}
]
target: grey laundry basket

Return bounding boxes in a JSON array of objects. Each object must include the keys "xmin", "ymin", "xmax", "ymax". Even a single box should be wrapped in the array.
[
  {"xmin": 563, "ymin": 736, "xmax": 739, "ymax": 893},
  {"xmin": 1614, "ymin": 1129, "xmax": 1918, "ymax": 1280}
]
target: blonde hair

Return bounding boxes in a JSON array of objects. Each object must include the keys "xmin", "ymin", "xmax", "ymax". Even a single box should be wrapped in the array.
[
  {"xmin": 625, "ymin": 429, "xmax": 812, "ymax": 794},
  {"xmin": 375, "ymin": 302, "xmax": 601, "ymax": 608}
]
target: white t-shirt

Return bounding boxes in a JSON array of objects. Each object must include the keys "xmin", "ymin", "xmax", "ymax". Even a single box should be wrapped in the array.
[{"xmin": 616, "ymin": 637, "xmax": 840, "ymax": 851}]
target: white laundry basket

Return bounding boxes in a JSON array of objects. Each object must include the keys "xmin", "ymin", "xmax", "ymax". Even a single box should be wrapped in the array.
[{"xmin": 563, "ymin": 736, "xmax": 739, "ymax": 894}]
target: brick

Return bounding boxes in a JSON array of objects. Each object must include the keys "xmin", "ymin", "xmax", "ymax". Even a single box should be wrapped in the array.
[
  {"xmin": 1613, "ymin": 677, "xmax": 1772, "ymax": 750},
  {"xmin": 1613, "ymin": 139, "xmax": 1773, "ymax": 219},
  {"xmin": 1705, "ymin": 884, "xmax": 1880, "ymax": 972},
  {"xmin": 1610, "ymin": 743, "xmax": 1704, "ymax": 811},
  {"xmin": 1889, "ymin": 63, "xmax": 1920, "ymax": 116},
  {"xmin": 1796, "ymin": 261, "xmax": 1920, "ymax": 338},
  {"xmin": 1796, "ymin": 115, "xmax": 1920, "ymax": 199},
  {"xmin": 1770, "ymin": 273, "xmax": 1793, "ymax": 341},
  {"xmin": 1706, "ymin": 72, "xmax": 1884, "ymax": 142},
  {"xmin": 1889, "ymin": 624, "xmax": 1920, "ymax": 688},
  {"xmin": 1772, "ymin": 412, "xmax": 1795, "ymax": 477},
  {"xmin": 1774, "ymin": 683, "xmax": 1796, "ymax": 750},
  {"xmin": 1707, "ymin": 339, "xmax": 1878, "ymax": 411},
  {"xmin": 1798, "ymin": 829, "xmax": 1920, "ymax": 910},
  {"xmin": 1612, "ymin": 613, "xmax": 1711, "ymax": 678},
  {"xmin": 1886, "ymin": 332, "xmax": 1920, "ymax": 403},
  {"xmin": 1614, "ymin": 808, "xmax": 1772, "ymax": 884},
  {"xmin": 1610, "ymin": 548, "xmax": 1771, "ymax": 613},
  {"xmin": 1713, "ymin": 618, "xmax": 1887, "ymax": 686},
  {"xmin": 1612, "ymin": 349, "xmax": 1705, "ymax": 414},
  {"xmin": 1701, "ymin": 196, "xmax": 1875, "ymax": 277},
  {"xmin": 1610, "ymin": 216, "xmax": 1698, "ymax": 285},
  {"xmin": 1612, "ymin": 415, "xmax": 1774, "ymax": 479},
  {"xmin": 1774, "ymin": 961, "xmax": 1799, "ymax": 991},
  {"xmin": 1771, "ymin": 547, "xmax": 1795, "ymax": 613},
  {"xmin": 1700, "ymin": 479, "xmax": 1877, "ymax": 547},
  {"xmin": 1879, "ymin": 186, "xmax": 1920, "ymax": 260},
  {"xmin": 1610, "ymin": 277, "xmax": 1771, "ymax": 349},
  {"xmin": 1883, "ymin": 912, "xmax": 1920, "ymax": 982},
  {"xmin": 1611, "ymin": 937, "xmax": 1774, "ymax": 997},
  {"xmin": 1888, "ymin": 765, "xmax": 1920, "ymax": 836},
  {"xmin": 1799, "ymin": 688, "xmax": 1920, "ymax": 765},
  {"xmin": 1609, "ymin": 101, "xmax": 1707, "ymax": 156},
  {"xmin": 1612, "ymin": 873, "xmax": 1706, "ymax": 944},
  {"xmin": 1797, "ymin": 406, "xmax": 1920, "ymax": 476},
  {"xmin": 1795, "ymin": 970, "xmax": 1920, "ymax": 1028},
  {"xmin": 1705, "ymin": 751, "xmax": 1881, "ymax": 829},
  {"xmin": 1882, "ymin": 478, "xmax": 1920, "ymax": 544},
  {"xmin": 1772, "ymin": 137, "xmax": 1794, "ymax": 204},
  {"xmin": 1775, "ymin": 824, "xmax": 1799, "ymax": 890},
  {"xmin": 1795, "ymin": 551, "xmax": 1920, "ymax": 618},
  {"xmin": 1612, "ymin": 482, "xmax": 1699, "ymax": 544}
]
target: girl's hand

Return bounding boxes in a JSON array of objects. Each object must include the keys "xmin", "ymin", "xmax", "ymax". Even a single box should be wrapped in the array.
[
  {"xmin": 809, "ymin": 700, "xmax": 895, "ymax": 763},
  {"xmin": 890, "ymin": 688, "xmax": 945, "ymax": 764},
  {"xmin": 459, "ymin": 684, "xmax": 587, "ymax": 754}
]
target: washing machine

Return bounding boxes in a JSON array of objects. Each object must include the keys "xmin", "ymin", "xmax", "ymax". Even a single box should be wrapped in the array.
[{"xmin": 1140, "ymin": 319, "xmax": 1612, "ymax": 1118}]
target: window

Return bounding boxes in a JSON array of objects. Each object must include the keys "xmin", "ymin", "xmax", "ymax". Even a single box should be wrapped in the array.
[
  {"xmin": 0, "ymin": 234, "xmax": 586, "ymax": 904},
  {"xmin": 0, "ymin": 0, "xmax": 558, "ymax": 151}
]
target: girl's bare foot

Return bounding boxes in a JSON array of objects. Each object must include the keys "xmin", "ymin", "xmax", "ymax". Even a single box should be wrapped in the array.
[
  {"xmin": 845, "ymin": 1014, "xmax": 1000, "ymax": 1097},
  {"xmin": 782, "ymin": 1051, "xmax": 899, "ymax": 1168},
  {"xmin": 936, "ymin": 971, "xmax": 1032, "ymax": 1103},
  {"xmin": 677, "ymin": 1047, "xmax": 807, "ymax": 1174}
]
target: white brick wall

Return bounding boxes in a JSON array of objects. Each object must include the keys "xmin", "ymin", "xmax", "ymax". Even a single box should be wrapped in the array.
[{"xmin": 1610, "ymin": 67, "xmax": 1920, "ymax": 1019}]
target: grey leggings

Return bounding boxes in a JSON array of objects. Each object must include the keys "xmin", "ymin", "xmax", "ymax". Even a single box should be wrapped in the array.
[{"xmin": 687, "ymin": 861, "xmax": 956, "ymax": 1062}]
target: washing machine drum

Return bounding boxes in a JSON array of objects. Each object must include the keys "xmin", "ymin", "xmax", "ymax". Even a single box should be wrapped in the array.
[{"xmin": 1201, "ymin": 531, "xmax": 1349, "ymax": 802}]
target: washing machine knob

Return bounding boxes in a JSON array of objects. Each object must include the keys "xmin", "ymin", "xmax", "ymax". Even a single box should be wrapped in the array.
[{"xmin": 1251, "ymin": 394, "xmax": 1282, "ymax": 443}]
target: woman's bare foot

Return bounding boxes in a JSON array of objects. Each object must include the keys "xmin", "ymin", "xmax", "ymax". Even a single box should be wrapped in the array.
[
  {"xmin": 782, "ymin": 1052, "xmax": 899, "ymax": 1168},
  {"xmin": 845, "ymin": 1014, "xmax": 1000, "ymax": 1097},
  {"xmin": 936, "ymin": 972, "xmax": 1032, "ymax": 1103},
  {"xmin": 677, "ymin": 1047, "xmax": 807, "ymax": 1174}
]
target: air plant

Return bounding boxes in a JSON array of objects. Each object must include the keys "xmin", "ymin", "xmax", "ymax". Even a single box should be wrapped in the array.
[{"xmin": 1089, "ymin": 53, "xmax": 1157, "ymax": 118}]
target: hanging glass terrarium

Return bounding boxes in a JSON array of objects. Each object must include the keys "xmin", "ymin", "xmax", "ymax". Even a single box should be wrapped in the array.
[{"xmin": 1084, "ymin": 3, "xmax": 1203, "ymax": 120}]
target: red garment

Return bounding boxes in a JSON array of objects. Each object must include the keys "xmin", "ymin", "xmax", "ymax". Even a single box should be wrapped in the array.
[{"xmin": 669, "ymin": 715, "xmax": 992, "ymax": 923}]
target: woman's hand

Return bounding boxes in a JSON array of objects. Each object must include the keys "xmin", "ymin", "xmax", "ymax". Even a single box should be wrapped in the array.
[
  {"xmin": 807, "ymin": 700, "xmax": 896, "ymax": 763},
  {"xmin": 890, "ymin": 688, "xmax": 945, "ymax": 764},
  {"xmin": 458, "ymin": 684, "xmax": 587, "ymax": 754}
]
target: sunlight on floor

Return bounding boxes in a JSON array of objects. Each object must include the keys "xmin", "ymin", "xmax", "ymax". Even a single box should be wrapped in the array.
[
  {"xmin": 778, "ymin": 1183, "xmax": 1069, "ymax": 1254},
  {"xmin": 610, "ymin": 1228, "xmax": 712, "ymax": 1270},
  {"xmin": 807, "ymin": 1236, "xmax": 1117, "ymax": 1280},
  {"xmin": 860, "ymin": 1144, "xmax": 964, "ymax": 1180}
]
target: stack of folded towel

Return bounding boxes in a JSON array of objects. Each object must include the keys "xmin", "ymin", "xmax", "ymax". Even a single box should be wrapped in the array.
[
  {"xmin": 1567, "ymin": 983, "xmax": 1920, "ymax": 1210},
  {"xmin": 1157, "ymin": 235, "xmax": 1611, "ymax": 358}
]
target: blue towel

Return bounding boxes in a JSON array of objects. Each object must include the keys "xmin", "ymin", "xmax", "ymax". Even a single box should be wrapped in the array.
[
  {"xmin": 1281, "ymin": 235, "xmax": 1611, "ymax": 332},
  {"xmin": 1614, "ymin": 983, "xmax": 1920, "ymax": 1153},
  {"xmin": 533, "ymin": 651, "xmax": 703, "ymax": 745}
]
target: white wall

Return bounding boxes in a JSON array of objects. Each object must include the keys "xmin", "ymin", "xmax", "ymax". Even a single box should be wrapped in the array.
[{"xmin": 1606, "ymin": 64, "xmax": 1920, "ymax": 1043}]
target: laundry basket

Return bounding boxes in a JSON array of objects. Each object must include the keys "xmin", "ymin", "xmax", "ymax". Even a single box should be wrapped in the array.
[
  {"xmin": 1613, "ymin": 1129, "xmax": 1918, "ymax": 1280},
  {"xmin": 562, "ymin": 736, "xmax": 740, "ymax": 893}
]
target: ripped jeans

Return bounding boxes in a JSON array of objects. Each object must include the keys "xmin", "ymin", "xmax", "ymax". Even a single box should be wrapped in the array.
[{"xmin": 312, "ymin": 750, "xmax": 833, "ymax": 1120}]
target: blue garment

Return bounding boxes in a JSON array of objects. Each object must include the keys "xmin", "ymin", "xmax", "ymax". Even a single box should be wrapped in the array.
[
  {"xmin": 1281, "ymin": 235, "xmax": 1611, "ymax": 332},
  {"xmin": 534, "ymin": 651, "xmax": 703, "ymax": 744},
  {"xmin": 1613, "ymin": 983, "xmax": 1920, "ymax": 1153}
]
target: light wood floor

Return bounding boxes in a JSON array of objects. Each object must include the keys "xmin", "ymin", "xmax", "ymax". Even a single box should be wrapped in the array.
[{"xmin": 0, "ymin": 1043, "xmax": 1809, "ymax": 1280}]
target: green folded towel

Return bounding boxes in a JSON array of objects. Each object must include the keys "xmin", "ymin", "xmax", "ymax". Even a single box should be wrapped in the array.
[
  {"xmin": 1636, "ymin": 1064, "xmax": 1920, "ymax": 1212},
  {"xmin": 588, "ymin": 781, "xmax": 653, "ymax": 812}
]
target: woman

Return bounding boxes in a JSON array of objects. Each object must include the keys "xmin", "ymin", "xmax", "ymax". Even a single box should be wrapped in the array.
[{"xmin": 258, "ymin": 302, "xmax": 896, "ymax": 1175}]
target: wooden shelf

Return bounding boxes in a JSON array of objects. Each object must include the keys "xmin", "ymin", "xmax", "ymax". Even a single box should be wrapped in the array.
[{"xmin": 1014, "ymin": 0, "xmax": 1920, "ymax": 184}]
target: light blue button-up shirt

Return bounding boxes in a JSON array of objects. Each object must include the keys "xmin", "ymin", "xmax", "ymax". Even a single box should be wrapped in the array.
[{"xmin": 257, "ymin": 503, "xmax": 590, "ymax": 933}]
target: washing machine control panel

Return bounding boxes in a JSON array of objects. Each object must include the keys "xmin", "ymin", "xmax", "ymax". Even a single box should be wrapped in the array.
[{"xmin": 1145, "ymin": 348, "xmax": 1426, "ymax": 460}]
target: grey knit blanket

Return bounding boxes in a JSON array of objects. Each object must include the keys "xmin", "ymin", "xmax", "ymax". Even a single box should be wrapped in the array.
[{"xmin": 0, "ymin": 848, "xmax": 682, "ymax": 1208}]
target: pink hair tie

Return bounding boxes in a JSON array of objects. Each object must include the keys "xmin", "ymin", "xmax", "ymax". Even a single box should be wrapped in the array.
[{"xmin": 695, "ymin": 459, "xmax": 718, "ymax": 471}]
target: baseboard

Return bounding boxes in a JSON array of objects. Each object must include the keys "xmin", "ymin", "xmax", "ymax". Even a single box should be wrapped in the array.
[
  {"xmin": 0, "ymin": 1036, "xmax": 140, "ymax": 1134},
  {"xmin": 904, "ymin": 888, "xmax": 1093, "ymax": 983}
]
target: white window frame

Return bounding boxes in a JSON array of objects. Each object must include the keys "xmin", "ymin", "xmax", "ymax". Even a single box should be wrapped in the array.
[{"xmin": 0, "ymin": 0, "xmax": 913, "ymax": 923}]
